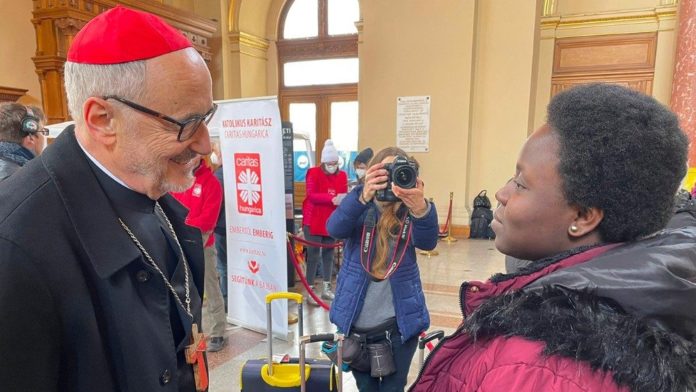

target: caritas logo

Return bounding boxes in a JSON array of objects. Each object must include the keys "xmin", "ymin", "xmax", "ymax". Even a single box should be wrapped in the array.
[{"xmin": 234, "ymin": 153, "xmax": 263, "ymax": 216}]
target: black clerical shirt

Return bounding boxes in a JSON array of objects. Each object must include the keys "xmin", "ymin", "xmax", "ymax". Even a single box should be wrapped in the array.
[{"xmin": 86, "ymin": 159, "xmax": 201, "ymax": 391}]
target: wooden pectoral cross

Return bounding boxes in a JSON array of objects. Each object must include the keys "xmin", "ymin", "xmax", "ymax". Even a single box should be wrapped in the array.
[{"xmin": 185, "ymin": 323, "xmax": 209, "ymax": 391}]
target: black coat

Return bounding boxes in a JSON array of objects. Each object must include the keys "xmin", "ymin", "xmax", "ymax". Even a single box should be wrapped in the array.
[{"xmin": 0, "ymin": 128, "xmax": 206, "ymax": 391}]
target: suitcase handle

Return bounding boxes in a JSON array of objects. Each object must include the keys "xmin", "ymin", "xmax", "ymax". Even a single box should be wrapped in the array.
[
  {"xmin": 299, "ymin": 334, "xmax": 344, "ymax": 392},
  {"xmin": 418, "ymin": 330, "xmax": 445, "ymax": 349},
  {"xmin": 265, "ymin": 292, "xmax": 305, "ymax": 377},
  {"xmin": 306, "ymin": 333, "xmax": 336, "ymax": 343},
  {"xmin": 265, "ymin": 292, "xmax": 303, "ymax": 304},
  {"xmin": 418, "ymin": 330, "xmax": 445, "ymax": 368}
]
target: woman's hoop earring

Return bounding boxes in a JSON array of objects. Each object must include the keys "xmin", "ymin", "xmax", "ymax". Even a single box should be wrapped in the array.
[{"xmin": 569, "ymin": 224, "xmax": 579, "ymax": 233}]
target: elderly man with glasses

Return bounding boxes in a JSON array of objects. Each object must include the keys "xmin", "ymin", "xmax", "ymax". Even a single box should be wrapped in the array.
[
  {"xmin": 0, "ymin": 6, "xmax": 216, "ymax": 392},
  {"xmin": 0, "ymin": 102, "xmax": 48, "ymax": 181}
]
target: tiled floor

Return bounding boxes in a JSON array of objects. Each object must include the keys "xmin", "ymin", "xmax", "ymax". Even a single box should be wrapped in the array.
[{"xmin": 206, "ymin": 238, "xmax": 505, "ymax": 391}]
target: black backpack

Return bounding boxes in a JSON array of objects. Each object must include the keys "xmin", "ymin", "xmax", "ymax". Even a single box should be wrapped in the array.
[
  {"xmin": 473, "ymin": 190, "xmax": 491, "ymax": 209},
  {"xmin": 470, "ymin": 190, "xmax": 495, "ymax": 239}
]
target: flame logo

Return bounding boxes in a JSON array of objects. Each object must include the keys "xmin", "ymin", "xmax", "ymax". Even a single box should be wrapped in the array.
[{"xmin": 248, "ymin": 260, "xmax": 260, "ymax": 274}]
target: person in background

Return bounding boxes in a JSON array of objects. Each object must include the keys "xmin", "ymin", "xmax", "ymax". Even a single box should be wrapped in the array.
[
  {"xmin": 302, "ymin": 139, "xmax": 348, "ymax": 305},
  {"xmin": 211, "ymin": 142, "xmax": 228, "ymax": 308},
  {"xmin": 0, "ymin": 7, "xmax": 216, "ymax": 390},
  {"xmin": 349, "ymin": 147, "xmax": 374, "ymax": 190},
  {"xmin": 327, "ymin": 146, "xmax": 439, "ymax": 391},
  {"xmin": 172, "ymin": 158, "xmax": 228, "ymax": 352},
  {"xmin": 413, "ymin": 83, "xmax": 695, "ymax": 392},
  {"xmin": 0, "ymin": 103, "xmax": 48, "ymax": 180}
]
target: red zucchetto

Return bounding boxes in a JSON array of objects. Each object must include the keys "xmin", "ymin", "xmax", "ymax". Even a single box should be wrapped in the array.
[{"xmin": 67, "ymin": 5, "xmax": 192, "ymax": 64}]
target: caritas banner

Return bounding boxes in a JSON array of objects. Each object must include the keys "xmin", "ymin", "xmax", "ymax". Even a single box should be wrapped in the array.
[{"xmin": 212, "ymin": 97, "xmax": 289, "ymax": 339}]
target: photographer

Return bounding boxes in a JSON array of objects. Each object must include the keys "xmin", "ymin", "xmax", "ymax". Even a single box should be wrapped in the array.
[{"xmin": 327, "ymin": 147, "xmax": 438, "ymax": 391}]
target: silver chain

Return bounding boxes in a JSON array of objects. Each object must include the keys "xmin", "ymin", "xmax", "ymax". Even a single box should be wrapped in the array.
[{"xmin": 118, "ymin": 202, "xmax": 192, "ymax": 318}]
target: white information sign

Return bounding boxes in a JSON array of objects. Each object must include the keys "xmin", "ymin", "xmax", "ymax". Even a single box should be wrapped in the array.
[
  {"xmin": 396, "ymin": 96, "xmax": 431, "ymax": 152},
  {"xmin": 211, "ymin": 97, "xmax": 289, "ymax": 339}
]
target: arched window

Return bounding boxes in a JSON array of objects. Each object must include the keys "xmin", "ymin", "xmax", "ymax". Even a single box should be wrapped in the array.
[{"xmin": 278, "ymin": 0, "xmax": 359, "ymax": 189}]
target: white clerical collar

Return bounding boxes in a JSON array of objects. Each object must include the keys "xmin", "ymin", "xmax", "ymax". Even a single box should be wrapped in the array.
[{"xmin": 76, "ymin": 137, "xmax": 131, "ymax": 189}]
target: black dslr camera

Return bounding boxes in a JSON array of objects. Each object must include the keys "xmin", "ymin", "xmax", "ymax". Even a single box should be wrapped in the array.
[{"xmin": 375, "ymin": 155, "xmax": 418, "ymax": 202}]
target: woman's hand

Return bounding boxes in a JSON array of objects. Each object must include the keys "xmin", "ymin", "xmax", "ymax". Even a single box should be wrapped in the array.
[
  {"xmin": 393, "ymin": 179, "xmax": 427, "ymax": 216},
  {"xmin": 361, "ymin": 163, "xmax": 389, "ymax": 203}
]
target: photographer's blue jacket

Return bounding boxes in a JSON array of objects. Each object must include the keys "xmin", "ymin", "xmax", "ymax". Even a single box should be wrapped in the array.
[{"xmin": 327, "ymin": 186, "xmax": 439, "ymax": 342}]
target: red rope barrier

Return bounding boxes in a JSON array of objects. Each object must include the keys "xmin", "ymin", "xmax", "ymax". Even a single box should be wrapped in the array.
[
  {"xmin": 286, "ymin": 238, "xmax": 331, "ymax": 311},
  {"xmin": 438, "ymin": 196, "xmax": 453, "ymax": 236}
]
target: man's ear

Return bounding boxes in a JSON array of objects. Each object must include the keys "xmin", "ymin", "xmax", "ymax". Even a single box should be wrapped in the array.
[
  {"xmin": 82, "ymin": 97, "xmax": 116, "ymax": 146},
  {"xmin": 569, "ymin": 206, "xmax": 604, "ymax": 238}
]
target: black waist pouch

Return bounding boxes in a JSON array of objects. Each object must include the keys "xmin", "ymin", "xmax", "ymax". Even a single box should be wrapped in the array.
[
  {"xmin": 343, "ymin": 334, "xmax": 372, "ymax": 372},
  {"xmin": 321, "ymin": 333, "xmax": 371, "ymax": 372},
  {"xmin": 352, "ymin": 319, "xmax": 398, "ymax": 377},
  {"xmin": 367, "ymin": 340, "xmax": 396, "ymax": 377}
]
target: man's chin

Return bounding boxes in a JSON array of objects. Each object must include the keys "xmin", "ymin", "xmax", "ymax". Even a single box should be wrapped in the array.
[{"xmin": 162, "ymin": 174, "xmax": 195, "ymax": 194}]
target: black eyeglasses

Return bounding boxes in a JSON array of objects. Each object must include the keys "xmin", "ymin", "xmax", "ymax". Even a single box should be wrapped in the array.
[
  {"xmin": 35, "ymin": 128, "xmax": 50, "ymax": 136},
  {"xmin": 104, "ymin": 95, "xmax": 218, "ymax": 142}
]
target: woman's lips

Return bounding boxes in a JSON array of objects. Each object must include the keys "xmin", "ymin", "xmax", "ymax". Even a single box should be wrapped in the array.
[{"xmin": 493, "ymin": 209, "xmax": 502, "ymax": 224}]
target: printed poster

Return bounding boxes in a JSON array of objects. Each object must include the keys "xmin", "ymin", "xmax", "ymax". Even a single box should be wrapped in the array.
[
  {"xmin": 210, "ymin": 97, "xmax": 289, "ymax": 339},
  {"xmin": 396, "ymin": 96, "xmax": 431, "ymax": 152}
]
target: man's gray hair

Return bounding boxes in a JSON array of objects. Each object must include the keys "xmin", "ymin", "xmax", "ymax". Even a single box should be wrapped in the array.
[{"xmin": 64, "ymin": 61, "xmax": 147, "ymax": 124}]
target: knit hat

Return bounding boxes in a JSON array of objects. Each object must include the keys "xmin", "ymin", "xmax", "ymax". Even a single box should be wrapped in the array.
[
  {"xmin": 321, "ymin": 139, "xmax": 339, "ymax": 163},
  {"xmin": 354, "ymin": 147, "xmax": 374, "ymax": 165},
  {"xmin": 67, "ymin": 5, "xmax": 192, "ymax": 64}
]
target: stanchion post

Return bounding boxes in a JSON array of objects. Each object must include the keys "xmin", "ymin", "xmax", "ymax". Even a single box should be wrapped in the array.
[
  {"xmin": 441, "ymin": 192, "xmax": 458, "ymax": 243},
  {"xmin": 419, "ymin": 197, "xmax": 440, "ymax": 257}
]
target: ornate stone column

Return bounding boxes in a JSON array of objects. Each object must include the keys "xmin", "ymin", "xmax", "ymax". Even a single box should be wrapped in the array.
[{"xmin": 670, "ymin": 0, "xmax": 696, "ymax": 189}]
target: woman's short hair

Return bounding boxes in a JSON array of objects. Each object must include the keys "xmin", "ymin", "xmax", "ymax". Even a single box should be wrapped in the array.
[{"xmin": 548, "ymin": 83, "xmax": 688, "ymax": 242}]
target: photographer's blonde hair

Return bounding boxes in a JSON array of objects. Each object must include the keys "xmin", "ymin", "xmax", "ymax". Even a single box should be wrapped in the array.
[{"xmin": 367, "ymin": 147, "xmax": 419, "ymax": 277}]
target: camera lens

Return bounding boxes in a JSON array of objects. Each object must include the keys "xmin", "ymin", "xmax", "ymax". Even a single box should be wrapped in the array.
[{"xmin": 393, "ymin": 166, "xmax": 416, "ymax": 188}]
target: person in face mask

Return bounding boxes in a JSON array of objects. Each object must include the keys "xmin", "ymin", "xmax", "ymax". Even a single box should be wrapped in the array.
[
  {"xmin": 301, "ymin": 139, "xmax": 348, "ymax": 305},
  {"xmin": 349, "ymin": 147, "xmax": 373, "ymax": 191}
]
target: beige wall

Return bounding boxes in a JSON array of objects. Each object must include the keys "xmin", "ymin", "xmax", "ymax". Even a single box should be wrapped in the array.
[
  {"xmin": 164, "ymin": 0, "xmax": 272, "ymax": 100},
  {"xmin": 222, "ymin": 0, "xmax": 273, "ymax": 98},
  {"xmin": 358, "ymin": 1, "xmax": 477, "ymax": 224},
  {"xmin": 468, "ymin": 0, "xmax": 541, "ymax": 213},
  {"xmin": 0, "ymin": 0, "xmax": 42, "ymax": 105},
  {"xmin": 192, "ymin": 0, "xmax": 225, "ymax": 100},
  {"xmin": 534, "ymin": 0, "xmax": 678, "ymax": 129}
]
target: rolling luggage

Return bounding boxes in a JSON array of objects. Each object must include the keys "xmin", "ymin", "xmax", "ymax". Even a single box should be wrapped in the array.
[
  {"xmin": 299, "ymin": 333, "xmax": 344, "ymax": 392},
  {"xmin": 240, "ymin": 292, "xmax": 339, "ymax": 391}
]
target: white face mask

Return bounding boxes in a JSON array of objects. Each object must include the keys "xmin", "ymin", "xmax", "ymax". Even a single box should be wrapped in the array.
[
  {"xmin": 355, "ymin": 168, "xmax": 366, "ymax": 179},
  {"xmin": 325, "ymin": 164, "xmax": 338, "ymax": 174},
  {"xmin": 210, "ymin": 152, "xmax": 220, "ymax": 166}
]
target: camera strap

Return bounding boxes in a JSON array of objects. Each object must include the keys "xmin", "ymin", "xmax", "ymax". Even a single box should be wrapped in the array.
[{"xmin": 360, "ymin": 206, "xmax": 412, "ymax": 281}]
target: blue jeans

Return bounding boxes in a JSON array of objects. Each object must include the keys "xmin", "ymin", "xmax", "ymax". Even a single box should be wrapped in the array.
[
  {"xmin": 352, "ymin": 332, "xmax": 418, "ymax": 392},
  {"xmin": 214, "ymin": 232, "xmax": 227, "ymax": 308}
]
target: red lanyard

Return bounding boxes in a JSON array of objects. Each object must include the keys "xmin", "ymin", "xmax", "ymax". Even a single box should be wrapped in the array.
[{"xmin": 360, "ymin": 207, "xmax": 412, "ymax": 281}]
